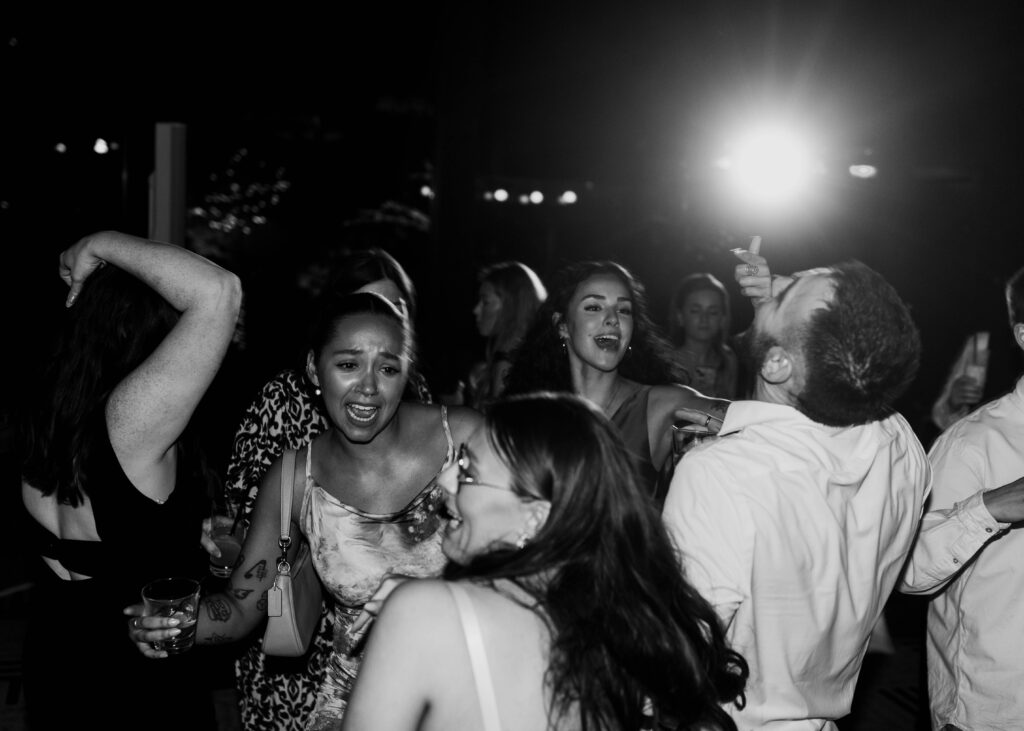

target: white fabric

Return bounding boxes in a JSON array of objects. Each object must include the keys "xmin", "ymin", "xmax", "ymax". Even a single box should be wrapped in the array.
[
  {"xmin": 447, "ymin": 583, "xmax": 503, "ymax": 731},
  {"xmin": 900, "ymin": 376, "xmax": 1024, "ymax": 731},
  {"xmin": 663, "ymin": 400, "xmax": 929, "ymax": 731}
]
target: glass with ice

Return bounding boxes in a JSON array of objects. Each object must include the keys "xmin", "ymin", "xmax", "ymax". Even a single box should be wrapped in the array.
[{"xmin": 141, "ymin": 577, "xmax": 201, "ymax": 654}]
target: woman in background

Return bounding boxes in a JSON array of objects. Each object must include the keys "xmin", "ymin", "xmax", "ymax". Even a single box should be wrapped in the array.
[
  {"xmin": 21, "ymin": 231, "xmax": 241, "ymax": 729},
  {"xmin": 342, "ymin": 392, "xmax": 748, "ymax": 730},
  {"xmin": 668, "ymin": 272, "xmax": 739, "ymax": 399},
  {"xmin": 504, "ymin": 260, "xmax": 728, "ymax": 505},
  {"xmin": 463, "ymin": 261, "xmax": 547, "ymax": 410}
]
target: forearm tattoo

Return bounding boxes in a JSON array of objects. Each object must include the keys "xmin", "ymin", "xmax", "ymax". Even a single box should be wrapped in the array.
[{"xmin": 244, "ymin": 559, "xmax": 268, "ymax": 581}]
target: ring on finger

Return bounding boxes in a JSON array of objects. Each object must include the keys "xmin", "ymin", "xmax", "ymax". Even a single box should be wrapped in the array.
[
  {"xmin": 745, "ymin": 264, "xmax": 759, "ymax": 277},
  {"xmin": 704, "ymin": 413, "xmax": 712, "ymax": 428}
]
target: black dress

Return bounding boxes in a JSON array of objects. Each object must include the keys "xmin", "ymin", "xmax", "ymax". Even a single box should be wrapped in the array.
[{"xmin": 22, "ymin": 428, "xmax": 218, "ymax": 731}]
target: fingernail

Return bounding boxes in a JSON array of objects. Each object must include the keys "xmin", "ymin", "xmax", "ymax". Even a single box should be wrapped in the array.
[
  {"xmin": 730, "ymin": 248, "xmax": 745, "ymax": 254},
  {"xmin": 65, "ymin": 294, "xmax": 76, "ymax": 308},
  {"xmin": 167, "ymin": 618, "xmax": 180, "ymax": 627},
  {"xmin": 169, "ymin": 628, "xmax": 181, "ymax": 636}
]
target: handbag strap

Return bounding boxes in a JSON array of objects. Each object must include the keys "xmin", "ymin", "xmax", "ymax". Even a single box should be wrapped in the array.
[
  {"xmin": 277, "ymin": 449, "xmax": 297, "ymax": 571},
  {"xmin": 446, "ymin": 583, "xmax": 502, "ymax": 731}
]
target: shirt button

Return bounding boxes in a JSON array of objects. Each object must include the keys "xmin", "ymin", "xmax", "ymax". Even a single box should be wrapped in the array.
[
  {"xmin": 953, "ymin": 558, "xmax": 960, "ymax": 564},
  {"xmin": 986, "ymin": 527, "xmax": 993, "ymax": 533}
]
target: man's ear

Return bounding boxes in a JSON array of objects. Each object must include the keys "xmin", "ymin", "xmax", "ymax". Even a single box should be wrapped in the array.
[
  {"xmin": 306, "ymin": 351, "xmax": 319, "ymax": 387},
  {"xmin": 1014, "ymin": 323, "xmax": 1024, "ymax": 352},
  {"xmin": 760, "ymin": 345, "xmax": 794, "ymax": 385}
]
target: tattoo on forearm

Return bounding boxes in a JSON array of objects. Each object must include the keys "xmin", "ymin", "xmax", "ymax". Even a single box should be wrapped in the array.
[
  {"xmin": 205, "ymin": 596, "xmax": 232, "ymax": 623},
  {"xmin": 245, "ymin": 560, "xmax": 267, "ymax": 581},
  {"xmin": 258, "ymin": 590, "xmax": 267, "ymax": 612},
  {"xmin": 230, "ymin": 587, "xmax": 253, "ymax": 601}
]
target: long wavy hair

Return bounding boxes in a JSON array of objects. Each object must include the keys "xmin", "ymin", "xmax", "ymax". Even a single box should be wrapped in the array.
[
  {"xmin": 504, "ymin": 261, "xmax": 687, "ymax": 395},
  {"xmin": 21, "ymin": 265, "xmax": 209, "ymax": 506},
  {"xmin": 445, "ymin": 392, "xmax": 748, "ymax": 730}
]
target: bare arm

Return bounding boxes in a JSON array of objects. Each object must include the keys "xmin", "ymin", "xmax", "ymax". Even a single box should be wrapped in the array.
[
  {"xmin": 61, "ymin": 231, "xmax": 242, "ymax": 486},
  {"xmin": 648, "ymin": 384, "xmax": 728, "ymax": 472},
  {"xmin": 125, "ymin": 452, "xmax": 306, "ymax": 656}
]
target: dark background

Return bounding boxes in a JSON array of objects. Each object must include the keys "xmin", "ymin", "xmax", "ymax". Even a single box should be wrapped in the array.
[
  {"xmin": 4, "ymin": 2, "xmax": 1024, "ymax": 444},
  {"xmin": 3, "ymin": 6, "xmax": 1024, "ymax": 727}
]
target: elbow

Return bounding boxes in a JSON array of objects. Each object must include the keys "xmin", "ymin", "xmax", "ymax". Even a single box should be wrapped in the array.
[{"xmin": 215, "ymin": 271, "xmax": 244, "ymax": 321}]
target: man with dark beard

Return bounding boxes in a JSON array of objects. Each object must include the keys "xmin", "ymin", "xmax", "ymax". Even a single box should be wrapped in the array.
[{"xmin": 662, "ymin": 247, "xmax": 930, "ymax": 731}]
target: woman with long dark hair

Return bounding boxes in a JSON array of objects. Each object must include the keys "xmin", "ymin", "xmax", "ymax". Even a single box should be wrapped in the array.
[
  {"xmin": 504, "ymin": 260, "xmax": 728, "ymax": 504},
  {"xmin": 341, "ymin": 391, "xmax": 748, "ymax": 730},
  {"xmin": 20, "ymin": 231, "xmax": 242, "ymax": 729}
]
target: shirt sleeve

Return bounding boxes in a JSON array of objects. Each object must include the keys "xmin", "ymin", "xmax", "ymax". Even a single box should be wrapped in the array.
[
  {"xmin": 662, "ymin": 451, "xmax": 754, "ymax": 630},
  {"xmin": 899, "ymin": 436, "xmax": 1010, "ymax": 594}
]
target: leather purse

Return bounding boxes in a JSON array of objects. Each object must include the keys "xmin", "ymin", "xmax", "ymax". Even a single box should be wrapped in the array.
[{"xmin": 262, "ymin": 448, "xmax": 323, "ymax": 657}]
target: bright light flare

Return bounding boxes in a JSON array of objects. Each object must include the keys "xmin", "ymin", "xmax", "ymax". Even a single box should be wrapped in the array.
[
  {"xmin": 849, "ymin": 164, "xmax": 877, "ymax": 179},
  {"xmin": 719, "ymin": 124, "xmax": 821, "ymax": 210},
  {"xmin": 93, "ymin": 138, "xmax": 109, "ymax": 154},
  {"xmin": 529, "ymin": 190, "xmax": 544, "ymax": 204},
  {"xmin": 558, "ymin": 190, "xmax": 578, "ymax": 205},
  {"xmin": 493, "ymin": 188, "xmax": 509, "ymax": 202}
]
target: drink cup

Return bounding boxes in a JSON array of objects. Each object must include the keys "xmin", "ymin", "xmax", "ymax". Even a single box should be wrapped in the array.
[
  {"xmin": 964, "ymin": 363, "xmax": 987, "ymax": 396},
  {"xmin": 672, "ymin": 423, "xmax": 712, "ymax": 463},
  {"xmin": 209, "ymin": 514, "xmax": 245, "ymax": 578},
  {"xmin": 141, "ymin": 577, "xmax": 201, "ymax": 654}
]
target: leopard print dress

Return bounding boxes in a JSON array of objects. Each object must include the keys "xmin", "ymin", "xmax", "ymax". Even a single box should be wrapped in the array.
[{"xmin": 223, "ymin": 367, "xmax": 432, "ymax": 731}]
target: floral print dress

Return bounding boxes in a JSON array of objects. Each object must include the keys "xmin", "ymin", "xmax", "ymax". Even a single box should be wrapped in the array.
[{"xmin": 301, "ymin": 408, "xmax": 453, "ymax": 730}]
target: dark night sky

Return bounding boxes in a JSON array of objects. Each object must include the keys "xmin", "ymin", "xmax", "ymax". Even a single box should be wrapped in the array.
[{"xmin": 4, "ymin": 3, "xmax": 1024, "ymax": 435}]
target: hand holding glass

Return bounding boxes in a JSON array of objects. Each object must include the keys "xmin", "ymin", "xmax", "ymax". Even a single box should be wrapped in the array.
[{"xmin": 141, "ymin": 577, "xmax": 200, "ymax": 654}]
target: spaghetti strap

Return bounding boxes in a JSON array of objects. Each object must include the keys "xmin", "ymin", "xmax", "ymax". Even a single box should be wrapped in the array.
[
  {"xmin": 447, "ymin": 582, "xmax": 502, "ymax": 731},
  {"xmin": 440, "ymin": 405, "xmax": 455, "ymax": 468},
  {"xmin": 305, "ymin": 440, "xmax": 313, "ymax": 480}
]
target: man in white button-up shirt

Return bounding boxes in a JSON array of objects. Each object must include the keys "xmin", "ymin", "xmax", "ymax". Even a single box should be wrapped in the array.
[
  {"xmin": 900, "ymin": 264, "xmax": 1024, "ymax": 731},
  {"xmin": 663, "ymin": 255, "xmax": 930, "ymax": 730}
]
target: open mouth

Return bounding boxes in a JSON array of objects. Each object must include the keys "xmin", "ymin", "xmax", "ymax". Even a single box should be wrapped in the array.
[
  {"xmin": 440, "ymin": 499, "xmax": 463, "ymax": 528},
  {"xmin": 346, "ymin": 403, "xmax": 379, "ymax": 423},
  {"xmin": 594, "ymin": 334, "xmax": 620, "ymax": 351}
]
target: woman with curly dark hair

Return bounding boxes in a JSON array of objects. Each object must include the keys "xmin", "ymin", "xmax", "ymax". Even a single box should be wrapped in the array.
[
  {"xmin": 504, "ymin": 260, "xmax": 729, "ymax": 505},
  {"xmin": 342, "ymin": 391, "xmax": 748, "ymax": 730}
]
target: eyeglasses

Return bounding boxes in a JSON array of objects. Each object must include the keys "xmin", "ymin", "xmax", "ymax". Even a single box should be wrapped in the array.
[{"xmin": 456, "ymin": 443, "xmax": 514, "ymax": 492}]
